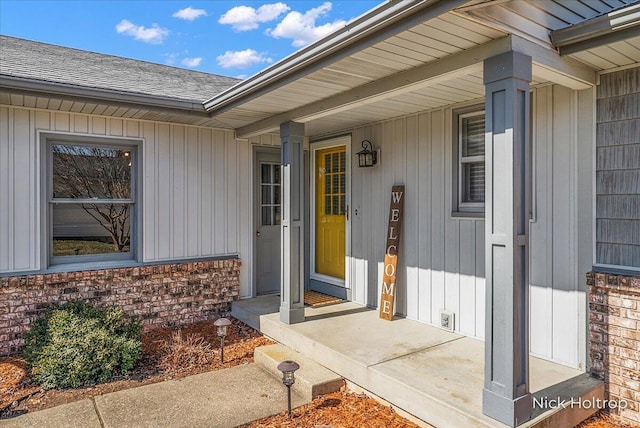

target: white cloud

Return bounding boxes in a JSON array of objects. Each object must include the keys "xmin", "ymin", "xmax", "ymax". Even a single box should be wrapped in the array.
[
  {"xmin": 182, "ymin": 57, "xmax": 203, "ymax": 67},
  {"xmin": 116, "ymin": 19, "xmax": 169, "ymax": 44},
  {"xmin": 219, "ymin": 3, "xmax": 289, "ymax": 31},
  {"xmin": 173, "ymin": 6, "xmax": 207, "ymax": 21},
  {"xmin": 267, "ymin": 2, "xmax": 345, "ymax": 47},
  {"xmin": 217, "ymin": 49, "xmax": 273, "ymax": 69}
]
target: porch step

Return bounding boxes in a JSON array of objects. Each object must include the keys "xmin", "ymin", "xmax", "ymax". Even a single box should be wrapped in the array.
[
  {"xmin": 254, "ymin": 344, "xmax": 345, "ymax": 401},
  {"xmin": 232, "ymin": 294, "xmax": 279, "ymax": 331}
]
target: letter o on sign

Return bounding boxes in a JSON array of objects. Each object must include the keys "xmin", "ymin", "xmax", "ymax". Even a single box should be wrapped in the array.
[{"xmin": 385, "ymin": 263, "xmax": 395, "ymax": 277}]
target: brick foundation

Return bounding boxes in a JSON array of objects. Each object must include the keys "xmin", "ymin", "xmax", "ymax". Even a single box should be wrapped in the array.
[
  {"xmin": 0, "ymin": 258, "xmax": 241, "ymax": 356},
  {"xmin": 588, "ymin": 272, "xmax": 640, "ymax": 425}
]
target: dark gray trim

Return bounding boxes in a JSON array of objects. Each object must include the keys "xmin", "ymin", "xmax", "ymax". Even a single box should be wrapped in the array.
[
  {"xmin": 1, "ymin": 76, "xmax": 209, "ymax": 115},
  {"xmin": 204, "ymin": 0, "xmax": 467, "ymax": 114},
  {"xmin": 0, "ymin": 254, "xmax": 240, "ymax": 278},
  {"xmin": 44, "ymin": 134, "xmax": 142, "ymax": 267},
  {"xmin": 551, "ymin": 4, "xmax": 640, "ymax": 56}
]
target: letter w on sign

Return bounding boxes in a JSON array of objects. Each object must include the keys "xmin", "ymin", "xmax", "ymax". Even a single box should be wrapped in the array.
[{"xmin": 379, "ymin": 185, "xmax": 404, "ymax": 320}]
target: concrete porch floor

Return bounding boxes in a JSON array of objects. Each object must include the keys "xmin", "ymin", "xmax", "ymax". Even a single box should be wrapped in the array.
[{"xmin": 233, "ymin": 295, "xmax": 603, "ymax": 428}]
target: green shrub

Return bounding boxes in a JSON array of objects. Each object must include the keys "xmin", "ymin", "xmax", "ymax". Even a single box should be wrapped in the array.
[{"xmin": 22, "ymin": 300, "xmax": 142, "ymax": 389}]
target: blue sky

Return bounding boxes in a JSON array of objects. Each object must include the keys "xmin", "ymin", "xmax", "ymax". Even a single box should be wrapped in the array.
[{"xmin": 0, "ymin": 1, "xmax": 381, "ymax": 78}]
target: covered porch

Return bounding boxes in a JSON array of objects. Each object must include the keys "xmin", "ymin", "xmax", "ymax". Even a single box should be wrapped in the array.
[
  {"xmin": 233, "ymin": 295, "xmax": 603, "ymax": 428},
  {"xmin": 201, "ymin": 1, "xmax": 639, "ymax": 425}
]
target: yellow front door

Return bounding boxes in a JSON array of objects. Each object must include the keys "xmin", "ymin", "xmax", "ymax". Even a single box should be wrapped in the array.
[{"xmin": 315, "ymin": 146, "xmax": 346, "ymax": 280}]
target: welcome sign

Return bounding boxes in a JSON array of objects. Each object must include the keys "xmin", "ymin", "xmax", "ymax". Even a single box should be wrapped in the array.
[{"xmin": 379, "ymin": 185, "xmax": 404, "ymax": 321}]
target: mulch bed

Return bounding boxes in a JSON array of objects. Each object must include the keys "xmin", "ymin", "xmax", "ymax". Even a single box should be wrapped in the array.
[
  {"xmin": 242, "ymin": 390, "xmax": 421, "ymax": 428},
  {"xmin": 0, "ymin": 316, "xmax": 273, "ymax": 418},
  {"xmin": 1, "ymin": 318, "xmax": 635, "ymax": 427},
  {"xmin": 578, "ymin": 411, "xmax": 638, "ymax": 428}
]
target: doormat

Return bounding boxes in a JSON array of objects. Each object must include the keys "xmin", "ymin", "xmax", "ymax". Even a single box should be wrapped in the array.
[{"xmin": 304, "ymin": 291, "xmax": 343, "ymax": 307}]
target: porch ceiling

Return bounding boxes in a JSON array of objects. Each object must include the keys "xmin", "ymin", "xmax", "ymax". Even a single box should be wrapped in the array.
[
  {"xmin": 214, "ymin": 10, "xmax": 509, "ymax": 137},
  {"xmin": 217, "ymin": 1, "xmax": 603, "ymax": 140}
]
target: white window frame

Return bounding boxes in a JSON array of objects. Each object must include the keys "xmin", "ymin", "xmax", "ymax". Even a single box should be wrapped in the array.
[
  {"xmin": 45, "ymin": 134, "xmax": 140, "ymax": 266},
  {"xmin": 456, "ymin": 109, "xmax": 485, "ymax": 214}
]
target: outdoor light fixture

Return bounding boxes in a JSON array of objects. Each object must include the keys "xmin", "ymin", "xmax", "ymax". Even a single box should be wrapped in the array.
[
  {"xmin": 357, "ymin": 139, "xmax": 377, "ymax": 167},
  {"xmin": 277, "ymin": 360, "xmax": 300, "ymax": 418},
  {"xmin": 214, "ymin": 317, "xmax": 231, "ymax": 363}
]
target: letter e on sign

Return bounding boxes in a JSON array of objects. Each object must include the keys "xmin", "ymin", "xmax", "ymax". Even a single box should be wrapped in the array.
[{"xmin": 379, "ymin": 185, "xmax": 404, "ymax": 320}]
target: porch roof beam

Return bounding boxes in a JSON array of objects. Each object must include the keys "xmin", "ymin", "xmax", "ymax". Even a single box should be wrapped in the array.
[
  {"xmin": 511, "ymin": 36, "xmax": 597, "ymax": 91},
  {"xmin": 236, "ymin": 34, "xmax": 596, "ymax": 138},
  {"xmin": 236, "ymin": 36, "xmax": 511, "ymax": 138}
]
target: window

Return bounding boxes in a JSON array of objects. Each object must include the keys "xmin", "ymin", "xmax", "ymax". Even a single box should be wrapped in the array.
[
  {"xmin": 322, "ymin": 149, "xmax": 346, "ymax": 216},
  {"xmin": 260, "ymin": 163, "xmax": 281, "ymax": 226},
  {"xmin": 48, "ymin": 140, "xmax": 137, "ymax": 264},
  {"xmin": 455, "ymin": 109, "xmax": 485, "ymax": 213}
]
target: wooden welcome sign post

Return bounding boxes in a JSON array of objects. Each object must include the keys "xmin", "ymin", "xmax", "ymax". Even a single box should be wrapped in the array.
[{"xmin": 379, "ymin": 185, "xmax": 404, "ymax": 321}]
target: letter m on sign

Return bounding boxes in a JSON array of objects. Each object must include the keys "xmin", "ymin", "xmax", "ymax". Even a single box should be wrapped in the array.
[{"xmin": 380, "ymin": 185, "xmax": 404, "ymax": 320}]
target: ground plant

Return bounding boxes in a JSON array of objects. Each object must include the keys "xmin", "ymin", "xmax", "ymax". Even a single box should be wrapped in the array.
[{"xmin": 22, "ymin": 301, "xmax": 141, "ymax": 389}]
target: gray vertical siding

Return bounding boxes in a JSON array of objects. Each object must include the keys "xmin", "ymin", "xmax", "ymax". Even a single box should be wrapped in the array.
[
  {"xmin": 0, "ymin": 107, "xmax": 255, "ymax": 298},
  {"xmin": 349, "ymin": 106, "xmax": 486, "ymax": 339},
  {"xmin": 596, "ymin": 67, "xmax": 640, "ymax": 268},
  {"xmin": 348, "ymin": 85, "xmax": 593, "ymax": 368}
]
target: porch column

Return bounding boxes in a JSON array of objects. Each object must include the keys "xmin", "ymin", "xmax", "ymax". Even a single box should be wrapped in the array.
[
  {"xmin": 482, "ymin": 51, "xmax": 532, "ymax": 427},
  {"xmin": 280, "ymin": 121, "xmax": 305, "ymax": 324}
]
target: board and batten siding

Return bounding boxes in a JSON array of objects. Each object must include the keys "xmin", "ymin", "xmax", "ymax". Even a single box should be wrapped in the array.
[
  {"xmin": 596, "ymin": 67, "xmax": 640, "ymax": 269},
  {"xmin": 348, "ymin": 84, "xmax": 593, "ymax": 369},
  {"xmin": 0, "ymin": 106, "xmax": 255, "ymax": 298}
]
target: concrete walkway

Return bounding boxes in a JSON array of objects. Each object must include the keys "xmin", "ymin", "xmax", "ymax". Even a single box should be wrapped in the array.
[{"xmin": 0, "ymin": 363, "xmax": 307, "ymax": 428}]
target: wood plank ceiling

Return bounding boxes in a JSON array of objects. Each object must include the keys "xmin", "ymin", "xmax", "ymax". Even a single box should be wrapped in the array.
[{"xmin": 214, "ymin": 11, "xmax": 509, "ymax": 137}]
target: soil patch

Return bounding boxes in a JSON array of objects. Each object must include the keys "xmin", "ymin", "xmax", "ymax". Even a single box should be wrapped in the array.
[
  {"xmin": 1, "ymin": 317, "xmax": 273, "ymax": 418},
  {"xmin": 578, "ymin": 411, "xmax": 637, "ymax": 428},
  {"xmin": 242, "ymin": 390, "xmax": 422, "ymax": 428}
]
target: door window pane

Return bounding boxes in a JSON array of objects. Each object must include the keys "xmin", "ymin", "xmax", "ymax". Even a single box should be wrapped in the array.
[
  {"xmin": 274, "ymin": 206, "xmax": 281, "ymax": 225},
  {"xmin": 262, "ymin": 206, "xmax": 272, "ymax": 226},
  {"xmin": 261, "ymin": 164, "xmax": 272, "ymax": 184},
  {"xmin": 262, "ymin": 185, "xmax": 271, "ymax": 204},
  {"xmin": 260, "ymin": 162, "xmax": 280, "ymax": 226},
  {"xmin": 274, "ymin": 185, "xmax": 280, "ymax": 205}
]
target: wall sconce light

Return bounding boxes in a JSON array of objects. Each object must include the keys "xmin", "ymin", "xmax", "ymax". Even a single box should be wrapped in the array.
[
  {"xmin": 357, "ymin": 140, "xmax": 377, "ymax": 167},
  {"xmin": 214, "ymin": 317, "xmax": 232, "ymax": 363},
  {"xmin": 277, "ymin": 360, "xmax": 300, "ymax": 418}
]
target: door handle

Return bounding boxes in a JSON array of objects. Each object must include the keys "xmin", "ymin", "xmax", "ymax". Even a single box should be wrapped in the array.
[
  {"xmin": 345, "ymin": 205, "xmax": 349, "ymax": 221},
  {"xmin": 256, "ymin": 231, "xmax": 261, "ymax": 237}
]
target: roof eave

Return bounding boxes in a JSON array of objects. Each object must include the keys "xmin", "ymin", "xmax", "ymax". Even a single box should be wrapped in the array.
[
  {"xmin": 550, "ymin": 3, "xmax": 640, "ymax": 56},
  {"xmin": 0, "ymin": 75, "xmax": 210, "ymax": 116},
  {"xmin": 203, "ymin": 0, "xmax": 468, "ymax": 114}
]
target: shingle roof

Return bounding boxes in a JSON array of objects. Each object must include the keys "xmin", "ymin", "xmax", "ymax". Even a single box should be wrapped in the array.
[{"xmin": 0, "ymin": 35, "xmax": 241, "ymax": 103}]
